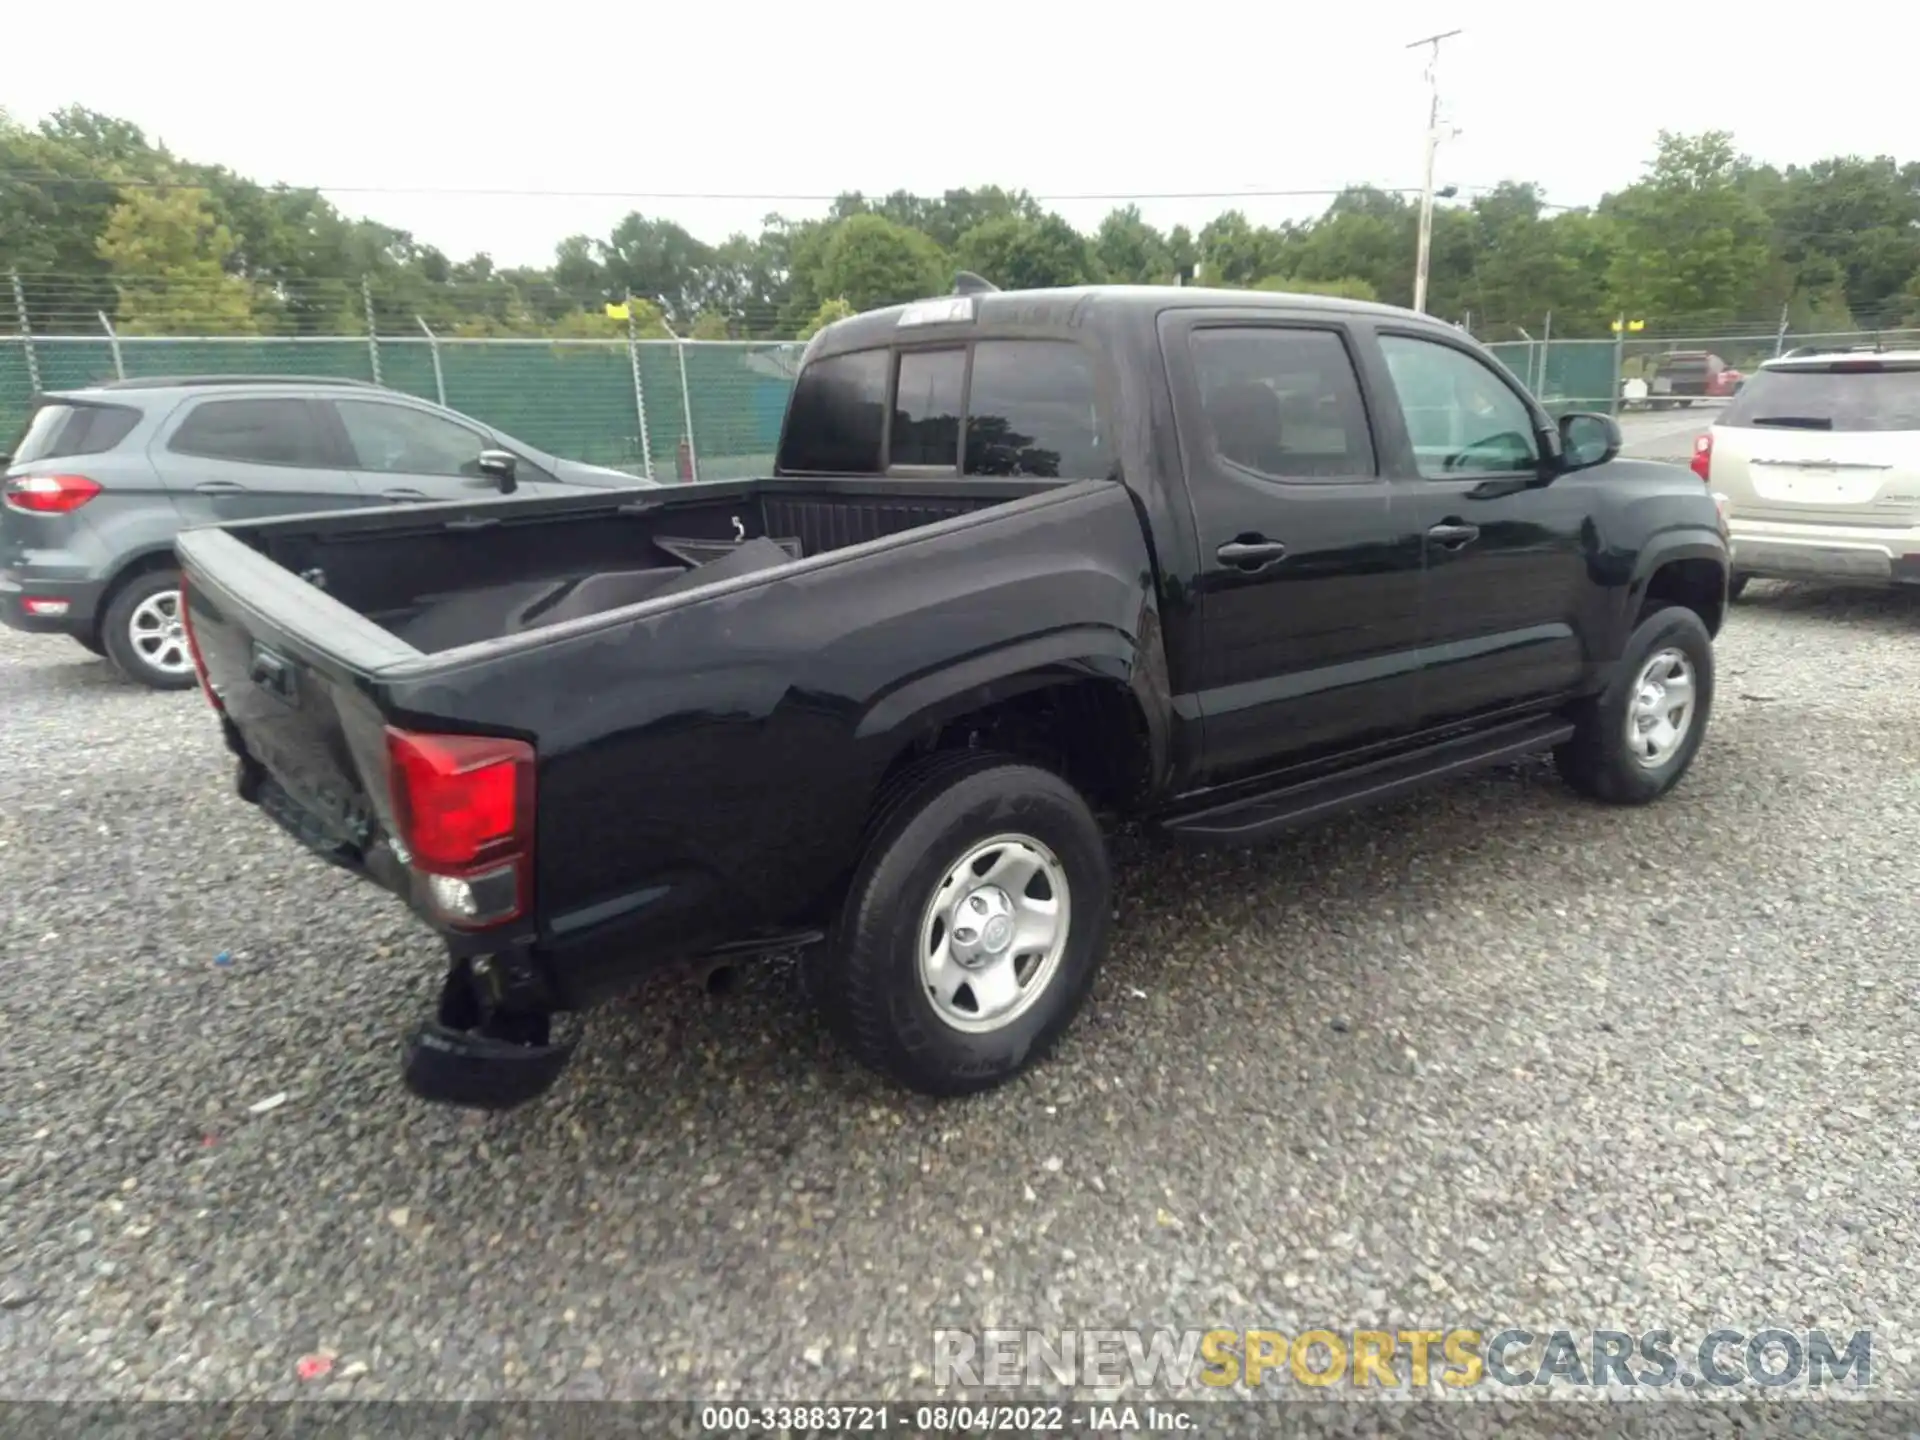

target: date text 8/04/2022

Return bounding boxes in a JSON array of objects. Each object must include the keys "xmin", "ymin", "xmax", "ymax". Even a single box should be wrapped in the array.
[{"xmin": 698, "ymin": 1404, "xmax": 1192, "ymax": 1433}]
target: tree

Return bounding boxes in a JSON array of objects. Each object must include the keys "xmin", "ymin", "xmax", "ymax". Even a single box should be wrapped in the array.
[
  {"xmin": 814, "ymin": 214, "xmax": 946, "ymax": 313},
  {"xmin": 0, "ymin": 112, "xmax": 139, "ymax": 328},
  {"xmin": 1756, "ymin": 156, "xmax": 1920, "ymax": 321},
  {"xmin": 96, "ymin": 184, "xmax": 259, "ymax": 334},
  {"xmin": 953, "ymin": 214, "xmax": 1100, "ymax": 290},
  {"xmin": 13, "ymin": 104, "xmax": 1920, "ymax": 349},
  {"xmin": 1094, "ymin": 206, "xmax": 1173, "ymax": 285},
  {"xmin": 834, "ymin": 187, "xmax": 1044, "ymax": 251},
  {"xmin": 1197, "ymin": 211, "xmax": 1286, "ymax": 287},
  {"xmin": 1253, "ymin": 275, "xmax": 1379, "ymax": 302},
  {"xmin": 1166, "ymin": 225, "xmax": 1198, "ymax": 285},
  {"xmin": 597, "ymin": 213, "xmax": 718, "ymax": 323},
  {"xmin": 1289, "ymin": 187, "xmax": 1415, "ymax": 305},
  {"xmin": 1602, "ymin": 131, "xmax": 1775, "ymax": 325},
  {"xmin": 800, "ymin": 297, "xmax": 856, "ymax": 340}
]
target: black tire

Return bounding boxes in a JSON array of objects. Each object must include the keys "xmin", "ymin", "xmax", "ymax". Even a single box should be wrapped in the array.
[
  {"xmin": 811, "ymin": 755, "xmax": 1112, "ymax": 1097},
  {"xmin": 71, "ymin": 632, "xmax": 106, "ymax": 658},
  {"xmin": 1728, "ymin": 572, "xmax": 1753, "ymax": 602},
  {"xmin": 1555, "ymin": 605, "xmax": 1714, "ymax": 805},
  {"xmin": 100, "ymin": 568, "xmax": 198, "ymax": 692}
]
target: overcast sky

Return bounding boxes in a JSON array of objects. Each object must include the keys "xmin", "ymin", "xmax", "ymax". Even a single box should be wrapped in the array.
[{"xmin": 11, "ymin": 0, "xmax": 1920, "ymax": 268}]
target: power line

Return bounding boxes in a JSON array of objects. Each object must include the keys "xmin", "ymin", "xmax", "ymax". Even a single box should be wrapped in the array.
[{"xmin": 0, "ymin": 170, "xmax": 1431, "ymax": 205}]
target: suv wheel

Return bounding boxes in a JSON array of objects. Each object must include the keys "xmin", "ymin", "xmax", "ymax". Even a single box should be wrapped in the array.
[
  {"xmin": 101, "ymin": 569, "xmax": 198, "ymax": 692},
  {"xmin": 811, "ymin": 755, "xmax": 1112, "ymax": 1096},
  {"xmin": 1555, "ymin": 605, "xmax": 1714, "ymax": 805}
]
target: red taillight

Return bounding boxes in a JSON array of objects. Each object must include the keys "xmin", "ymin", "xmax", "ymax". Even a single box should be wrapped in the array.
[
  {"xmin": 385, "ymin": 727, "xmax": 535, "ymax": 928},
  {"xmin": 178, "ymin": 576, "xmax": 223, "ymax": 713},
  {"xmin": 4, "ymin": 473, "xmax": 102, "ymax": 513},
  {"xmin": 1690, "ymin": 432, "xmax": 1712, "ymax": 482}
]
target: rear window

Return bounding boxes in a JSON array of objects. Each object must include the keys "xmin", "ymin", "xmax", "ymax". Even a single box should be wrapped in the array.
[
  {"xmin": 7, "ymin": 401, "xmax": 140, "ymax": 467},
  {"xmin": 891, "ymin": 349, "xmax": 965, "ymax": 467},
  {"xmin": 965, "ymin": 341, "xmax": 1103, "ymax": 478},
  {"xmin": 1721, "ymin": 364, "xmax": 1920, "ymax": 433},
  {"xmin": 778, "ymin": 339, "xmax": 1106, "ymax": 478},
  {"xmin": 169, "ymin": 397, "xmax": 335, "ymax": 466},
  {"xmin": 777, "ymin": 350, "xmax": 889, "ymax": 473}
]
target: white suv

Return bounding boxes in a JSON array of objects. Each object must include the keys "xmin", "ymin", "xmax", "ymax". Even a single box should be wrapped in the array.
[{"xmin": 1692, "ymin": 348, "xmax": 1920, "ymax": 596}]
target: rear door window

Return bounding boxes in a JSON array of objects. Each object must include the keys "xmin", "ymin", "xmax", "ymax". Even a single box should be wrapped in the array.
[
  {"xmin": 777, "ymin": 349, "xmax": 889, "ymax": 473},
  {"xmin": 1190, "ymin": 326, "xmax": 1377, "ymax": 480},
  {"xmin": 964, "ymin": 341, "xmax": 1104, "ymax": 478},
  {"xmin": 169, "ymin": 398, "xmax": 335, "ymax": 466},
  {"xmin": 1721, "ymin": 365, "xmax": 1920, "ymax": 432},
  {"xmin": 7, "ymin": 402, "xmax": 140, "ymax": 466}
]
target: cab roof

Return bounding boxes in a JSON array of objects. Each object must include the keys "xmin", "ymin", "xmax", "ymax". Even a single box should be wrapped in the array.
[{"xmin": 806, "ymin": 283, "xmax": 1458, "ymax": 359}]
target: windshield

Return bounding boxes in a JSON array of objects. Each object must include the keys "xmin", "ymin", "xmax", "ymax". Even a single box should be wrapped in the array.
[
  {"xmin": 1721, "ymin": 365, "xmax": 1920, "ymax": 433},
  {"xmin": 6, "ymin": 401, "xmax": 141, "ymax": 467}
]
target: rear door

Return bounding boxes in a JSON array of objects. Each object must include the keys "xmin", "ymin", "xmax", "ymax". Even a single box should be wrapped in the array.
[
  {"xmin": 322, "ymin": 396, "xmax": 569, "ymax": 504},
  {"xmin": 1710, "ymin": 359, "xmax": 1920, "ymax": 532},
  {"xmin": 155, "ymin": 395, "xmax": 370, "ymax": 522},
  {"xmin": 1160, "ymin": 310, "xmax": 1427, "ymax": 783}
]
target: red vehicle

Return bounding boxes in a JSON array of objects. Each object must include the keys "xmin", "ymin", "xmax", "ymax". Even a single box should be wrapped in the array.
[{"xmin": 1647, "ymin": 350, "xmax": 1744, "ymax": 408}]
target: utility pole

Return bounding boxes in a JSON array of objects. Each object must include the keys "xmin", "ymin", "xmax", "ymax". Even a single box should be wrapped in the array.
[{"xmin": 1408, "ymin": 28, "xmax": 1462, "ymax": 315}]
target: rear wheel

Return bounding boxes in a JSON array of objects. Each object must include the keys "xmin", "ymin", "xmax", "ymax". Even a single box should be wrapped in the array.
[
  {"xmin": 100, "ymin": 569, "xmax": 198, "ymax": 692},
  {"xmin": 1555, "ymin": 605, "xmax": 1714, "ymax": 805},
  {"xmin": 811, "ymin": 755, "xmax": 1112, "ymax": 1096}
]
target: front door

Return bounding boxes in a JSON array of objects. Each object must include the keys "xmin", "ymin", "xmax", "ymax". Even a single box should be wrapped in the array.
[
  {"xmin": 325, "ymin": 397, "xmax": 568, "ymax": 504},
  {"xmin": 1365, "ymin": 328, "xmax": 1589, "ymax": 729},
  {"xmin": 1161, "ymin": 312, "xmax": 1428, "ymax": 785}
]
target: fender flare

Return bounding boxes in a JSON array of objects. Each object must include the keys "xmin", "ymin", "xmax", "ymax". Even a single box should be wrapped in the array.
[
  {"xmin": 854, "ymin": 620, "xmax": 1174, "ymax": 798},
  {"xmin": 1620, "ymin": 529, "xmax": 1730, "ymax": 645}
]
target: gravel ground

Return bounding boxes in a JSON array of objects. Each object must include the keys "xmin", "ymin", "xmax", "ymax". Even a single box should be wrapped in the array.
[{"xmin": 1, "ymin": 582, "xmax": 1917, "ymax": 1407}]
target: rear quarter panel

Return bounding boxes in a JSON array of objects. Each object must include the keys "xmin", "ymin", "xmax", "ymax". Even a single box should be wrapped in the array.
[{"xmin": 378, "ymin": 481, "xmax": 1164, "ymax": 1002}]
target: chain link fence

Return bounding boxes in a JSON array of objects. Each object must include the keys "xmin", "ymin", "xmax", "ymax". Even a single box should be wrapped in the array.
[
  {"xmin": 1484, "ymin": 317, "xmax": 1920, "ymax": 418},
  {"xmin": 0, "ymin": 327, "xmax": 805, "ymax": 483},
  {"xmin": 12, "ymin": 275, "xmax": 1920, "ymax": 471}
]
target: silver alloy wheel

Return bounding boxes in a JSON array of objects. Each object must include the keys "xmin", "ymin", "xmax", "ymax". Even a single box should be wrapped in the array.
[
  {"xmin": 917, "ymin": 833, "xmax": 1071, "ymax": 1035},
  {"xmin": 1624, "ymin": 647, "xmax": 1696, "ymax": 768},
  {"xmin": 128, "ymin": 589, "xmax": 193, "ymax": 678}
]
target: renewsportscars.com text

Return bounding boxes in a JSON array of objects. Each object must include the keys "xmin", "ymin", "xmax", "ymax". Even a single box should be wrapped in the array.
[{"xmin": 933, "ymin": 1326, "xmax": 1873, "ymax": 1392}]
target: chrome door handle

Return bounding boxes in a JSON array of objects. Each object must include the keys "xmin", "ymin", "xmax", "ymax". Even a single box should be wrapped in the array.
[
  {"xmin": 381, "ymin": 488, "xmax": 429, "ymax": 502},
  {"xmin": 1426, "ymin": 523, "xmax": 1480, "ymax": 550},
  {"xmin": 1216, "ymin": 539, "xmax": 1289, "ymax": 570}
]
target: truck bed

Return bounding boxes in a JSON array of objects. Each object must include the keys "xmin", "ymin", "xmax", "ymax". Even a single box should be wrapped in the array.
[
  {"xmin": 175, "ymin": 473, "xmax": 1156, "ymax": 1003},
  {"xmin": 209, "ymin": 477, "xmax": 1041, "ymax": 657}
]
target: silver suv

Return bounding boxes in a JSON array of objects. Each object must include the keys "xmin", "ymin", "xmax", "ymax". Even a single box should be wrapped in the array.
[
  {"xmin": 1694, "ymin": 348, "xmax": 1920, "ymax": 596},
  {"xmin": 1, "ymin": 376, "xmax": 656, "ymax": 688}
]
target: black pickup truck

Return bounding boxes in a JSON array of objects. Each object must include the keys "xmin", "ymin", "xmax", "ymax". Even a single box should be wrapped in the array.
[{"xmin": 177, "ymin": 283, "xmax": 1731, "ymax": 1109}]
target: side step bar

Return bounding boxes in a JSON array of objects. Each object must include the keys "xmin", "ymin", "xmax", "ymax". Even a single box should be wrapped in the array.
[{"xmin": 1159, "ymin": 716, "xmax": 1575, "ymax": 844}]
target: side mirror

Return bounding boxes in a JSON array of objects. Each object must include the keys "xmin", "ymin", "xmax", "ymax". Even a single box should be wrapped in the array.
[
  {"xmin": 477, "ymin": 448, "xmax": 518, "ymax": 492},
  {"xmin": 1558, "ymin": 411, "xmax": 1622, "ymax": 472}
]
